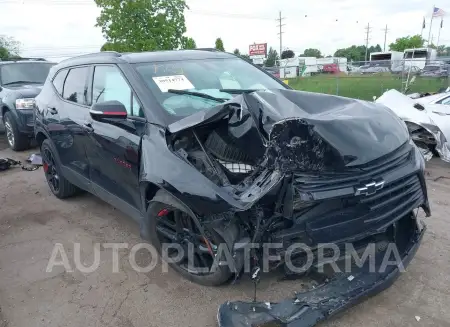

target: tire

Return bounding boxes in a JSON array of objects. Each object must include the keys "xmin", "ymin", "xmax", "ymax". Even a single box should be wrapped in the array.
[
  {"xmin": 4, "ymin": 111, "xmax": 30, "ymax": 151},
  {"xmin": 147, "ymin": 199, "xmax": 234, "ymax": 286},
  {"xmin": 41, "ymin": 139, "xmax": 79, "ymax": 199}
]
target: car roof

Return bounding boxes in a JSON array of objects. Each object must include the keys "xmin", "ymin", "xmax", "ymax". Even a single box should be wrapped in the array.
[
  {"xmin": 54, "ymin": 49, "xmax": 237, "ymax": 70},
  {"xmin": 0, "ymin": 60, "xmax": 55, "ymax": 65}
]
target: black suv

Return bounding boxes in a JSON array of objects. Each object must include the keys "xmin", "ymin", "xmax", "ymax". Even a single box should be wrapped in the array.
[
  {"xmin": 0, "ymin": 59, "xmax": 55, "ymax": 150},
  {"xmin": 35, "ymin": 50, "xmax": 429, "ymax": 327}
]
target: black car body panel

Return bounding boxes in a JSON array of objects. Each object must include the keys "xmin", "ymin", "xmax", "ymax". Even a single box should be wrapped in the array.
[{"xmin": 34, "ymin": 50, "xmax": 430, "ymax": 327}]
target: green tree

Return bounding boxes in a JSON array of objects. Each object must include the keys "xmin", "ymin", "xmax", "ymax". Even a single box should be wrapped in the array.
[
  {"xmin": 281, "ymin": 49, "xmax": 295, "ymax": 59},
  {"xmin": 233, "ymin": 48, "xmax": 240, "ymax": 55},
  {"xmin": 301, "ymin": 48, "xmax": 322, "ymax": 58},
  {"xmin": 0, "ymin": 36, "xmax": 20, "ymax": 59},
  {"xmin": 389, "ymin": 35, "xmax": 425, "ymax": 52},
  {"xmin": 94, "ymin": 0, "xmax": 188, "ymax": 52},
  {"xmin": 436, "ymin": 45, "xmax": 446, "ymax": 55},
  {"xmin": 264, "ymin": 47, "xmax": 278, "ymax": 67},
  {"xmin": 215, "ymin": 38, "xmax": 225, "ymax": 51},
  {"xmin": 441, "ymin": 46, "xmax": 450, "ymax": 56},
  {"xmin": 181, "ymin": 37, "xmax": 196, "ymax": 49},
  {"xmin": 334, "ymin": 44, "xmax": 382, "ymax": 62}
]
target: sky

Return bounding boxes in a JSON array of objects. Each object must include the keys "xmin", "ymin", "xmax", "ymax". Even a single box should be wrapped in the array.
[{"xmin": 0, "ymin": 0, "xmax": 449, "ymax": 62}]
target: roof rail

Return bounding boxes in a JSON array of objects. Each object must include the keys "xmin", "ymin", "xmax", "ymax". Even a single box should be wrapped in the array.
[
  {"xmin": 59, "ymin": 51, "xmax": 122, "ymax": 63},
  {"xmin": 194, "ymin": 48, "xmax": 220, "ymax": 52}
]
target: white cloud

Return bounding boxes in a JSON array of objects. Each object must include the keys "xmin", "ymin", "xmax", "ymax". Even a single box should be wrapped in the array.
[{"xmin": 0, "ymin": 0, "xmax": 448, "ymax": 61}]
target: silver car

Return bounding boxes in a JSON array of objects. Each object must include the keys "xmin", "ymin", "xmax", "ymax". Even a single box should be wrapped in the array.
[{"xmin": 376, "ymin": 88, "xmax": 450, "ymax": 162}]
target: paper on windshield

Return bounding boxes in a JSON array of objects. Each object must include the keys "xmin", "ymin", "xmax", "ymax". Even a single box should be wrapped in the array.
[{"xmin": 152, "ymin": 75, "xmax": 194, "ymax": 93}]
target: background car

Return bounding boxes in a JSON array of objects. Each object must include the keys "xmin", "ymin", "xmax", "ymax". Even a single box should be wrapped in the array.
[
  {"xmin": 390, "ymin": 65, "xmax": 421, "ymax": 75},
  {"xmin": 359, "ymin": 63, "xmax": 391, "ymax": 74},
  {"xmin": 420, "ymin": 64, "xmax": 449, "ymax": 78},
  {"xmin": 0, "ymin": 58, "xmax": 55, "ymax": 150}
]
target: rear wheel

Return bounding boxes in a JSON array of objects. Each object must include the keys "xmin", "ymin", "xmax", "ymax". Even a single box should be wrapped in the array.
[
  {"xmin": 147, "ymin": 200, "xmax": 234, "ymax": 286},
  {"xmin": 41, "ymin": 139, "xmax": 79, "ymax": 199},
  {"xmin": 4, "ymin": 111, "xmax": 29, "ymax": 151}
]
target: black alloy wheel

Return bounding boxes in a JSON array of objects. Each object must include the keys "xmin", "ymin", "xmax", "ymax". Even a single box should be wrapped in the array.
[{"xmin": 147, "ymin": 200, "xmax": 235, "ymax": 286}]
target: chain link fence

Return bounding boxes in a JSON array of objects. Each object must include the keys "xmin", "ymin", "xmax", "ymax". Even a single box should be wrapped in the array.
[{"xmin": 272, "ymin": 59, "xmax": 450, "ymax": 100}]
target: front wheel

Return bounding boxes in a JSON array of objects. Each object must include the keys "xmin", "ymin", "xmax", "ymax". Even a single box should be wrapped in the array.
[
  {"xmin": 147, "ymin": 200, "xmax": 236, "ymax": 286},
  {"xmin": 4, "ymin": 111, "xmax": 29, "ymax": 151}
]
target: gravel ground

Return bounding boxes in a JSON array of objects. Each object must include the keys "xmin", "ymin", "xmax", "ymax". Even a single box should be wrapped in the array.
[{"xmin": 0, "ymin": 135, "xmax": 449, "ymax": 327}]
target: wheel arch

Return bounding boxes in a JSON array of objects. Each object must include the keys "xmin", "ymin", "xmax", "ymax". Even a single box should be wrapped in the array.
[
  {"xmin": 139, "ymin": 183, "xmax": 204, "ymax": 241},
  {"xmin": 35, "ymin": 131, "xmax": 48, "ymax": 148},
  {"xmin": 1, "ymin": 105, "xmax": 9, "ymax": 121}
]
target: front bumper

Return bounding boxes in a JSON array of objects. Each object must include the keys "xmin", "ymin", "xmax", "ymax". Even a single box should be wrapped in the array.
[
  {"xmin": 16, "ymin": 109, "xmax": 35, "ymax": 134},
  {"xmin": 218, "ymin": 216, "xmax": 426, "ymax": 327}
]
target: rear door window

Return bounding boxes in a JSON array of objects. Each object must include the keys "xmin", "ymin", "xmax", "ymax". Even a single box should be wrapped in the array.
[{"xmin": 63, "ymin": 67, "xmax": 89, "ymax": 105}]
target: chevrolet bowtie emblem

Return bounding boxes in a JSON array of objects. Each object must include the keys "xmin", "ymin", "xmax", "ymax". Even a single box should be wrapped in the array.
[{"xmin": 355, "ymin": 180, "xmax": 385, "ymax": 196}]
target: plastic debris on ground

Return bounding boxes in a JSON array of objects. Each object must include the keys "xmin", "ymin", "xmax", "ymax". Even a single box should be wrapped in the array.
[{"xmin": 27, "ymin": 154, "xmax": 43, "ymax": 166}]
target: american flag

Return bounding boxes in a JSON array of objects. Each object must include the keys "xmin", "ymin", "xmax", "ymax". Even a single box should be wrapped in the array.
[{"xmin": 432, "ymin": 7, "xmax": 445, "ymax": 17}]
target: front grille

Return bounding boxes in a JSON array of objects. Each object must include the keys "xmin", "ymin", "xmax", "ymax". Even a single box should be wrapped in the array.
[
  {"xmin": 293, "ymin": 142, "xmax": 413, "ymax": 193},
  {"xmin": 304, "ymin": 173, "xmax": 424, "ymax": 243}
]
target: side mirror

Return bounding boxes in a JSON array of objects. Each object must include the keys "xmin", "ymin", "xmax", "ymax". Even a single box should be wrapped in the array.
[{"xmin": 90, "ymin": 100, "xmax": 127, "ymax": 120}]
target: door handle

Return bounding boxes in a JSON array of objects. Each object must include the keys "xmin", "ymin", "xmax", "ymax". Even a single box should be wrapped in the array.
[
  {"xmin": 48, "ymin": 107, "xmax": 58, "ymax": 115},
  {"xmin": 83, "ymin": 121, "xmax": 94, "ymax": 132}
]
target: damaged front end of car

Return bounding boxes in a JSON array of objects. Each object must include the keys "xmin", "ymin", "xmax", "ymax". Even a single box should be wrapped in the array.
[
  {"xmin": 376, "ymin": 89, "xmax": 450, "ymax": 163},
  {"xmin": 162, "ymin": 89, "xmax": 430, "ymax": 327}
]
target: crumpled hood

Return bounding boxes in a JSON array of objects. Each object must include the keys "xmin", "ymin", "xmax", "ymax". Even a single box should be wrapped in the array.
[{"xmin": 169, "ymin": 89, "xmax": 409, "ymax": 170}]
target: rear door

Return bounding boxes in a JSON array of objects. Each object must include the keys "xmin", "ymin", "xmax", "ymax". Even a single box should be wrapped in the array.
[
  {"xmin": 47, "ymin": 66, "xmax": 92, "ymax": 186},
  {"xmin": 85, "ymin": 64, "xmax": 145, "ymax": 218}
]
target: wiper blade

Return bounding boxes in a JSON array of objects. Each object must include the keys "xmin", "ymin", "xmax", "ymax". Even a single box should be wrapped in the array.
[
  {"xmin": 167, "ymin": 89, "xmax": 227, "ymax": 103},
  {"xmin": 219, "ymin": 89, "xmax": 260, "ymax": 94},
  {"xmin": 2, "ymin": 81, "xmax": 41, "ymax": 85}
]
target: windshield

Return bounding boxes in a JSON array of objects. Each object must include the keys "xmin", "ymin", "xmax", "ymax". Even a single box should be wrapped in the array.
[
  {"xmin": 0, "ymin": 63, "xmax": 54, "ymax": 85},
  {"xmin": 134, "ymin": 58, "xmax": 286, "ymax": 118}
]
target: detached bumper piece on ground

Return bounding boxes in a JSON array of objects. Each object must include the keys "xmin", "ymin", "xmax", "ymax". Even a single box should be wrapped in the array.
[{"xmin": 218, "ymin": 214, "xmax": 426, "ymax": 327}]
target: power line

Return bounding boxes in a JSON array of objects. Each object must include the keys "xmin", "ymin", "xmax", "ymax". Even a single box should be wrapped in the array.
[
  {"xmin": 276, "ymin": 11, "xmax": 286, "ymax": 56},
  {"xmin": 382, "ymin": 24, "xmax": 389, "ymax": 51},
  {"xmin": 364, "ymin": 22, "xmax": 372, "ymax": 62}
]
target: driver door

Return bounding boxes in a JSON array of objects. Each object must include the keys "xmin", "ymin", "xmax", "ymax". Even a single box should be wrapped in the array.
[{"xmin": 84, "ymin": 64, "xmax": 146, "ymax": 220}]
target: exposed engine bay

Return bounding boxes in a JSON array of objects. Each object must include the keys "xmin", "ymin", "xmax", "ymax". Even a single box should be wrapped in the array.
[{"xmin": 162, "ymin": 89, "xmax": 430, "ymax": 327}]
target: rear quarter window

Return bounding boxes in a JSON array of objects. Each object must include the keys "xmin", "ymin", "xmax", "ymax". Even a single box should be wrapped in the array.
[
  {"xmin": 63, "ymin": 67, "xmax": 90, "ymax": 105},
  {"xmin": 52, "ymin": 69, "xmax": 68, "ymax": 96}
]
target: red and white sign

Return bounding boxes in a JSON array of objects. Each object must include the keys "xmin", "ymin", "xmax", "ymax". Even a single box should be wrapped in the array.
[{"xmin": 249, "ymin": 43, "xmax": 267, "ymax": 57}]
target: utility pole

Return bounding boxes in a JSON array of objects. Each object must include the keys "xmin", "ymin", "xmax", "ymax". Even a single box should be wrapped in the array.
[
  {"xmin": 276, "ymin": 11, "xmax": 286, "ymax": 57},
  {"xmin": 383, "ymin": 24, "xmax": 389, "ymax": 51},
  {"xmin": 364, "ymin": 23, "xmax": 372, "ymax": 62}
]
